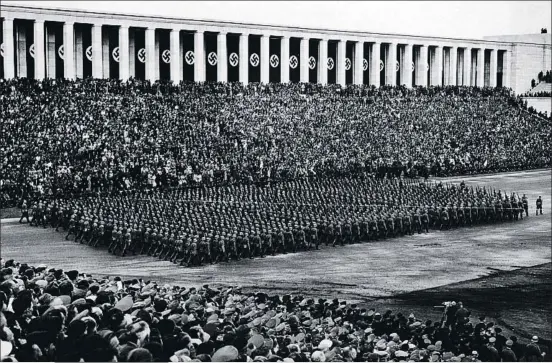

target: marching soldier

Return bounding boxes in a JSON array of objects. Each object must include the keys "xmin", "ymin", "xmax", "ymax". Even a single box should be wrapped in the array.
[
  {"xmin": 308, "ymin": 223, "xmax": 319, "ymax": 250},
  {"xmin": 439, "ymin": 208, "xmax": 450, "ymax": 231}
]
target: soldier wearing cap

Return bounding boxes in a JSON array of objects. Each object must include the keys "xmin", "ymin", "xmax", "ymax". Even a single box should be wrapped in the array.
[
  {"xmin": 522, "ymin": 194, "xmax": 529, "ymax": 216},
  {"xmin": 536, "ymin": 196, "xmax": 543, "ymax": 215}
]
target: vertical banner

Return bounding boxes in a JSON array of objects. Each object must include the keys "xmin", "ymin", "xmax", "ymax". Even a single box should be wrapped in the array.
[
  {"xmin": 82, "ymin": 24, "xmax": 92, "ymax": 78},
  {"xmin": 134, "ymin": 28, "xmax": 146, "ymax": 80},
  {"xmin": 25, "ymin": 21, "xmax": 35, "ymax": 79},
  {"xmin": 182, "ymin": 32, "xmax": 194, "ymax": 81},
  {"xmin": 248, "ymin": 35, "xmax": 260, "ymax": 83},
  {"xmin": 396, "ymin": 45, "xmax": 401, "ymax": 86},
  {"xmin": 289, "ymin": 37, "xmax": 300, "ymax": 83},
  {"xmin": 55, "ymin": 25, "xmax": 64, "ymax": 79},
  {"xmin": 345, "ymin": 41, "xmax": 353, "ymax": 85},
  {"xmin": 108, "ymin": 26, "xmax": 119, "ymax": 80},
  {"xmin": 327, "ymin": 40, "xmax": 336, "ymax": 84},
  {"xmin": 227, "ymin": 34, "xmax": 239, "ymax": 82},
  {"xmin": 363, "ymin": 43, "xmax": 370, "ymax": 85},
  {"xmin": 0, "ymin": 21, "xmax": 4, "ymax": 79},
  {"xmin": 158, "ymin": 29, "xmax": 170, "ymax": 80},
  {"xmin": 205, "ymin": 32, "xmax": 217, "ymax": 82},
  {"xmin": 269, "ymin": 37, "xmax": 280, "ymax": 83},
  {"xmin": 308, "ymin": 39, "xmax": 317, "ymax": 83}
]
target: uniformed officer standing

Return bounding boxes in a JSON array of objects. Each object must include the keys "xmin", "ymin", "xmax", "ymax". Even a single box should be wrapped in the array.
[
  {"xmin": 522, "ymin": 194, "xmax": 529, "ymax": 217},
  {"xmin": 19, "ymin": 201, "xmax": 30, "ymax": 224},
  {"xmin": 536, "ymin": 196, "xmax": 543, "ymax": 215}
]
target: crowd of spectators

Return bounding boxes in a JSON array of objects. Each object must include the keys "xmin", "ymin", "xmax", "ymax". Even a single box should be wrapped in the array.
[
  {"xmin": 2, "ymin": 78, "xmax": 550, "ymax": 208},
  {"xmin": 1, "ymin": 258, "xmax": 550, "ymax": 362}
]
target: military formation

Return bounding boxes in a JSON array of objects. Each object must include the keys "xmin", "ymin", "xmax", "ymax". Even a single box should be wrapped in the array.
[{"xmin": 22, "ymin": 177, "xmax": 534, "ymax": 267}]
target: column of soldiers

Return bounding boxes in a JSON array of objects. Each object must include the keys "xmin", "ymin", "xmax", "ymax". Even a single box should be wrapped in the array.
[{"xmin": 20, "ymin": 177, "xmax": 538, "ymax": 267}]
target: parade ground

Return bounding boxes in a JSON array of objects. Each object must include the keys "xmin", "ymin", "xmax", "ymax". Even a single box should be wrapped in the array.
[{"xmin": 1, "ymin": 169, "xmax": 551, "ymax": 341}]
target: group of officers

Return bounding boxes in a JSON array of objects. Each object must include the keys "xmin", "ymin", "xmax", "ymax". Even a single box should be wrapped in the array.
[{"xmin": 19, "ymin": 177, "xmax": 542, "ymax": 267}]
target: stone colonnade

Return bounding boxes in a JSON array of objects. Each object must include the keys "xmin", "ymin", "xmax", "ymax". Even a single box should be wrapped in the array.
[{"xmin": 1, "ymin": 8, "xmax": 511, "ymax": 88}]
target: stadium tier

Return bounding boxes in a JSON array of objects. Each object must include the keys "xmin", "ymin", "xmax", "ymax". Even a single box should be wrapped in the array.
[{"xmin": 1, "ymin": 79, "xmax": 550, "ymax": 208}]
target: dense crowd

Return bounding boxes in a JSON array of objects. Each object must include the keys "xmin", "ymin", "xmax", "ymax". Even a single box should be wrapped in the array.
[
  {"xmin": 0, "ymin": 259, "xmax": 550, "ymax": 362},
  {"xmin": 2, "ymin": 78, "xmax": 551, "ymax": 208},
  {"xmin": 21, "ymin": 177, "xmax": 532, "ymax": 265}
]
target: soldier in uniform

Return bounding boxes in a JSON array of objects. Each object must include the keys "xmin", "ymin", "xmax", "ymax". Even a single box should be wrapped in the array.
[
  {"xmin": 261, "ymin": 229, "xmax": 273, "ymax": 256},
  {"xmin": 439, "ymin": 208, "xmax": 450, "ymax": 231},
  {"xmin": 250, "ymin": 232, "xmax": 263, "ymax": 258},
  {"xmin": 536, "ymin": 196, "xmax": 543, "ymax": 215},
  {"xmin": 351, "ymin": 219, "xmax": 360, "ymax": 243},
  {"xmin": 342, "ymin": 221, "xmax": 352, "ymax": 244},
  {"xmin": 19, "ymin": 201, "xmax": 30, "ymax": 224},
  {"xmin": 402, "ymin": 212, "xmax": 412, "ymax": 235},
  {"xmin": 522, "ymin": 194, "xmax": 529, "ymax": 217},
  {"xmin": 284, "ymin": 228, "xmax": 296, "ymax": 252},
  {"xmin": 199, "ymin": 236, "xmax": 211, "ymax": 264},
  {"xmin": 308, "ymin": 223, "xmax": 319, "ymax": 250},
  {"xmin": 321, "ymin": 221, "xmax": 332, "ymax": 247},
  {"xmin": 421, "ymin": 208, "xmax": 430, "ymax": 233}
]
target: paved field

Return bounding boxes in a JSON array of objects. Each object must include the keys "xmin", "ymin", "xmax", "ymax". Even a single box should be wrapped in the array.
[{"xmin": 2, "ymin": 169, "xmax": 550, "ymax": 297}]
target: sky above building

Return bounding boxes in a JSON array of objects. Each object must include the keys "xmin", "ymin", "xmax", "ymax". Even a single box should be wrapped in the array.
[{"xmin": 4, "ymin": 1, "xmax": 551, "ymax": 40}]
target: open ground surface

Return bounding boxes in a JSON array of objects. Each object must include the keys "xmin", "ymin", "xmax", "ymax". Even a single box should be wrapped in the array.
[{"xmin": 1, "ymin": 169, "xmax": 551, "ymax": 341}]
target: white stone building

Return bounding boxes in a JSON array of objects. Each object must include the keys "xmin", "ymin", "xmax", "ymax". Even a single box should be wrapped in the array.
[{"xmin": 1, "ymin": 4, "xmax": 550, "ymax": 94}]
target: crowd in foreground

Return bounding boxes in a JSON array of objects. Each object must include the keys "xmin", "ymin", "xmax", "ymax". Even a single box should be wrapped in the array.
[
  {"xmin": 0, "ymin": 258, "xmax": 550, "ymax": 362},
  {"xmin": 2, "ymin": 79, "xmax": 551, "ymax": 208},
  {"xmin": 19, "ymin": 177, "xmax": 535, "ymax": 266}
]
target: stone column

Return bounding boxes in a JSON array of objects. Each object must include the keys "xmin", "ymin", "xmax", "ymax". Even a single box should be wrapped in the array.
[
  {"xmin": 119, "ymin": 25, "xmax": 129, "ymax": 81},
  {"xmin": 239, "ymin": 33, "xmax": 248, "ymax": 84},
  {"xmin": 129, "ymin": 29, "xmax": 135, "ymax": 78},
  {"xmin": 337, "ymin": 39, "xmax": 346, "ymax": 86},
  {"xmin": 63, "ymin": 22, "xmax": 75, "ymax": 80},
  {"xmin": 74, "ymin": 26, "xmax": 83, "ymax": 79},
  {"xmin": 45, "ymin": 24, "xmax": 56, "ymax": 78},
  {"xmin": 386, "ymin": 42, "xmax": 397, "ymax": 85},
  {"xmin": 34, "ymin": 20, "xmax": 45, "ymax": 80},
  {"xmin": 280, "ymin": 36, "xmax": 290, "ymax": 83},
  {"xmin": 15, "ymin": 22, "xmax": 27, "ymax": 77},
  {"xmin": 463, "ymin": 47, "xmax": 471, "ymax": 86},
  {"xmin": 179, "ymin": 31, "xmax": 184, "ymax": 81},
  {"xmin": 370, "ymin": 41, "xmax": 380, "ymax": 87},
  {"xmin": 402, "ymin": 43, "xmax": 412, "ymax": 87},
  {"xmin": 449, "ymin": 46, "xmax": 457, "ymax": 86},
  {"xmin": 2, "ymin": 17, "xmax": 15, "ymax": 79},
  {"xmin": 418, "ymin": 45, "xmax": 428, "ymax": 87},
  {"xmin": 170, "ymin": 29, "xmax": 181, "ymax": 83},
  {"xmin": 217, "ymin": 32, "xmax": 227, "ymax": 83},
  {"xmin": 354, "ymin": 40, "xmax": 363, "ymax": 85},
  {"xmin": 154, "ymin": 31, "xmax": 160, "ymax": 81},
  {"xmin": 101, "ymin": 26, "xmax": 109, "ymax": 78},
  {"xmin": 489, "ymin": 48, "xmax": 497, "ymax": 87},
  {"xmin": 476, "ymin": 47, "xmax": 484, "ymax": 87},
  {"xmin": 92, "ymin": 24, "xmax": 102, "ymax": 78},
  {"xmin": 145, "ymin": 27, "xmax": 155, "ymax": 81},
  {"xmin": 260, "ymin": 34, "xmax": 269, "ymax": 84},
  {"xmin": 443, "ymin": 48, "xmax": 450, "ymax": 85},
  {"xmin": 502, "ymin": 50, "xmax": 510, "ymax": 89},
  {"xmin": 299, "ymin": 37, "xmax": 309, "ymax": 83},
  {"xmin": 318, "ymin": 38, "xmax": 328, "ymax": 85},
  {"xmin": 431, "ymin": 45, "xmax": 442, "ymax": 86},
  {"xmin": 194, "ymin": 30, "xmax": 205, "ymax": 82}
]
